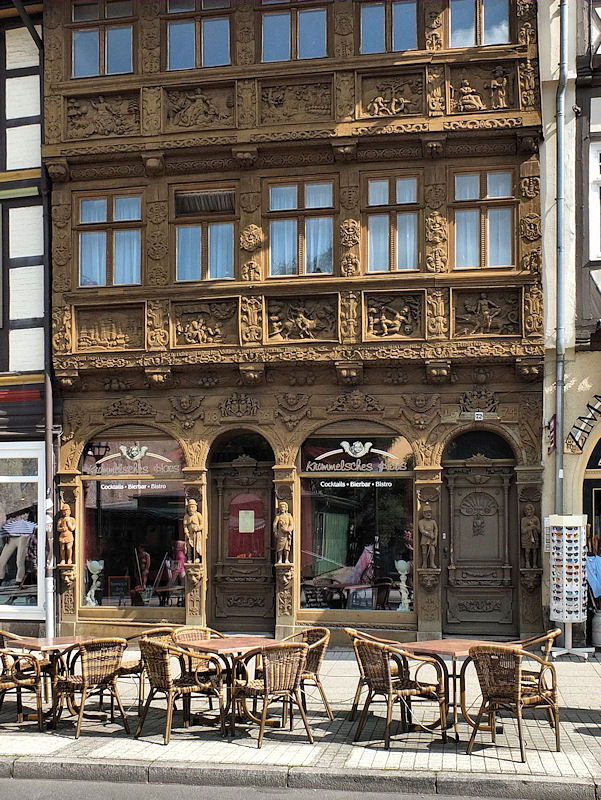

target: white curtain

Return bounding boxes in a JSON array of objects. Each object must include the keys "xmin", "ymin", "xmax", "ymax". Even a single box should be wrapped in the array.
[
  {"xmin": 305, "ymin": 217, "xmax": 332, "ymax": 274},
  {"xmin": 208, "ymin": 222, "xmax": 233, "ymax": 279},
  {"xmin": 80, "ymin": 198, "xmax": 106, "ymax": 223},
  {"xmin": 368, "ymin": 215, "xmax": 389, "ymax": 272},
  {"xmin": 114, "ymin": 229, "xmax": 140, "ymax": 284},
  {"xmin": 270, "ymin": 219, "xmax": 297, "ymax": 276},
  {"xmin": 488, "ymin": 208, "xmax": 512, "ymax": 266},
  {"xmin": 305, "ymin": 183, "xmax": 332, "ymax": 209},
  {"xmin": 455, "ymin": 210, "xmax": 479, "ymax": 268},
  {"xmin": 177, "ymin": 225, "xmax": 201, "ymax": 281},
  {"xmin": 79, "ymin": 232, "xmax": 106, "ymax": 286},
  {"xmin": 397, "ymin": 213, "xmax": 417, "ymax": 270},
  {"xmin": 114, "ymin": 196, "xmax": 140, "ymax": 221}
]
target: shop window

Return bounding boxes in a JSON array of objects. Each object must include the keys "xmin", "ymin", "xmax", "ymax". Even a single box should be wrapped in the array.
[
  {"xmin": 0, "ymin": 443, "xmax": 45, "ymax": 613},
  {"xmin": 71, "ymin": 0, "xmax": 134, "ymax": 78},
  {"xmin": 77, "ymin": 193, "xmax": 142, "ymax": 286},
  {"xmin": 450, "ymin": 0, "xmax": 509, "ymax": 48},
  {"xmin": 589, "ymin": 142, "xmax": 601, "ymax": 261},
  {"xmin": 175, "ymin": 187, "xmax": 235, "ymax": 281},
  {"xmin": 364, "ymin": 174, "xmax": 420, "ymax": 272},
  {"xmin": 166, "ymin": 0, "xmax": 231, "ymax": 70},
  {"xmin": 359, "ymin": 1, "xmax": 417, "ymax": 55},
  {"xmin": 267, "ymin": 180, "xmax": 334, "ymax": 276},
  {"xmin": 452, "ymin": 169, "xmax": 515, "ymax": 269},
  {"xmin": 228, "ymin": 493, "xmax": 266, "ymax": 558},
  {"xmin": 299, "ymin": 436, "xmax": 415, "ymax": 611},
  {"xmin": 81, "ymin": 436, "xmax": 186, "ymax": 609},
  {"xmin": 261, "ymin": 0, "xmax": 328, "ymax": 62}
]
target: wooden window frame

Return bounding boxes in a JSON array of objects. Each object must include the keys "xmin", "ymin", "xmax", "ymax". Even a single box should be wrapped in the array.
[
  {"xmin": 75, "ymin": 191, "xmax": 144, "ymax": 288},
  {"xmin": 163, "ymin": 0, "xmax": 233, "ymax": 70},
  {"xmin": 172, "ymin": 184, "xmax": 238, "ymax": 282},
  {"xmin": 264, "ymin": 177, "xmax": 337, "ymax": 278},
  {"xmin": 356, "ymin": 0, "xmax": 421, "ymax": 55},
  {"xmin": 259, "ymin": 0, "xmax": 332, "ymax": 63},
  {"xmin": 362, "ymin": 171, "xmax": 422, "ymax": 274},
  {"xmin": 447, "ymin": 0, "xmax": 513, "ymax": 49},
  {"xmin": 450, "ymin": 168, "xmax": 517, "ymax": 270},
  {"xmin": 69, "ymin": 0, "xmax": 136, "ymax": 78}
]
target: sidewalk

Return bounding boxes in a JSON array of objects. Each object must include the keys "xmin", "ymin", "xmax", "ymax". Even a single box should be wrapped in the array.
[{"xmin": 1, "ymin": 647, "xmax": 601, "ymax": 798}]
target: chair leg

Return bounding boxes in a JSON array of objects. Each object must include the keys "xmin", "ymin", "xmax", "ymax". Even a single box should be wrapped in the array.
[
  {"xmin": 438, "ymin": 694, "xmax": 448, "ymax": 744},
  {"xmin": 137, "ymin": 669, "xmax": 146, "ymax": 716},
  {"xmin": 74, "ymin": 690, "xmax": 88, "ymax": 739},
  {"xmin": 354, "ymin": 690, "xmax": 373, "ymax": 741},
  {"xmin": 183, "ymin": 695, "xmax": 190, "ymax": 728},
  {"xmin": 349, "ymin": 679, "xmax": 363, "ymax": 721},
  {"xmin": 516, "ymin": 707, "xmax": 526, "ymax": 763},
  {"xmin": 51, "ymin": 689, "xmax": 64, "ymax": 730},
  {"xmin": 35, "ymin": 684, "xmax": 44, "ymax": 732},
  {"xmin": 111, "ymin": 684, "xmax": 131, "ymax": 735},
  {"xmin": 315, "ymin": 679, "xmax": 333, "ymax": 721},
  {"xmin": 490, "ymin": 707, "xmax": 496, "ymax": 744},
  {"xmin": 164, "ymin": 693, "xmax": 175, "ymax": 745},
  {"xmin": 384, "ymin": 695, "xmax": 394, "ymax": 750},
  {"xmin": 0, "ymin": 690, "xmax": 5, "ymax": 713},
  {"xmin": 300, "ymin": 679, "xmax": 307, "ymax": 713},
  {"xmin": 553, "ymin": 705, "xmax": 561, "ymax": 751},
  {"xmin": 282, "ymin": 696, "xmax": 288, "ymax": 727},
  {"xmin": 257, "ymin": 697, "xmax": 270, "ymax": 749},
  {"xmin": 229, "ymin": 691, "xmax": 237, "ymax": 736},
  {"xmin": 466, "ymin": 702, "xmax": 487, "ymax": 755},
  {"xmin": 294, "ymin": 689, "xmax": 314, "ymax": 744},
  {"xmin": 16, "ymin": 687, "xmax": 23, "ymax": 723},
  {"xmin": 134, "ymin": 688, "xmax": 155, "ymax": 739},
  {"xmin": 216, "ymin": 690, "xmax": 226, "ymax": 737}
]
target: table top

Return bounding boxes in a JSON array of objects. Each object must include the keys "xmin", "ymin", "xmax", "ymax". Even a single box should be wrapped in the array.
[
  {"xmin": 402, "ymin": 638, "xmax": 519, "ymax": 658},
  {"xmin": 187, "ymin": 635, "xmax": 282, "ymax": 656},
  {"xmin": 12, "ymin": 635, "xmax": 98, "ymax": 653}
]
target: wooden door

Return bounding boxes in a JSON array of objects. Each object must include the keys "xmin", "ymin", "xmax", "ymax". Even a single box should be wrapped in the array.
[
  {"xmin": 441, "ymin": 460, "xmax": 518, "ymax": 636},
  {"xmin": 208, "ymin": 457, "xmax": 275, "ymax": 632}
]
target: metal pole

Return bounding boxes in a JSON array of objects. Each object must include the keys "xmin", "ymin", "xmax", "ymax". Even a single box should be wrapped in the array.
[{"xmin": 555, "ymin": 0, "xmax": 568, "ymax": 515}]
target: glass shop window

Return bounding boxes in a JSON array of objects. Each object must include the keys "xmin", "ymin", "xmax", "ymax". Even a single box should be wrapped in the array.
[
  {"xmin": 0, "ymin": 444, "xmax": 44, "ymax": 610},
  {"xmin": 299, "ymin": 436, "xmax": 415, "ymax": 611},
  {"xmin": 81, "ymin": 437, "xmax": 186, "ymax": 609},
  {"xmin": 71, "ymin": 0, "xmax": 134, "ymax": 78}
]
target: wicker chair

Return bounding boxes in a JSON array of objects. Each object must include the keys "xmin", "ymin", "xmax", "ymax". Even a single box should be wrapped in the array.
[
  {"xmin": 508, "ymin": 628, "xmax": 562, "ymax": 685},
  {"xmin": 0, "ymin": 630, "xmax": 52, "ymax": 702},
  {"xmin": 171, "ymin": 626, "xmax": 225, "ymax": 644},
  {"xmin": 352, "ymin": 637, "xmax": 448, "ymax": 749},
  {"xmin": 51, "ymin": 637, "xmax": 130, "ymax": 739},
  {"xmin": 465, "ymin": 644, "xmax": 560, "ymax": 763},
  {"xmin": 117, "ymin": 626, "xmax": 175, "ymax": 713},
  {"xmin": 229, "ymin": 643, "xmax": 313, "ymax": 748},
  {"xmin": 0, "ymin": 647, "xmax": 43, "ymax": 730},
  {"xmin": 280, "ymin": 627, "xmax": 333, "ymax": 720},
  {"xmin": 344, "ymin": 628, "xmax": 401, "ymax": 721},
  {"xmin": 135, "ymin": 638, "xmax": 225, "ymax": 745}
]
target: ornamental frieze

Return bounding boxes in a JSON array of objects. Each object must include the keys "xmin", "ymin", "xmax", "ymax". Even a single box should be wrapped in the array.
[
  {"xmin": 453, "ymin": 290, "xmax": 520, "ymax": 337},
  {"xmin": 166, "ymin": 85, "xmax": 235, "ymax": 130},
  {"xmin": 173, "ymin": 300, "xmax": 238, "ymax": 347},
  {"xmin": 76, "ymin": 307, "xmax": 144, "ymax": 352},
  {"xmin": 260, "ymin": 80, "xmax": 332, "ymax": 125},
  {"xmin": 66, "ymin": 94, "xmax": 140, "ymax": 139},
  {"xmin": 361, "ymin": 73, "xmax": 424, "ymax": 118},
  {"xmin": 267, "ymin": 297, "xmax": 338, "ymax": 342},
  {"xmin": 365, "ymin": 293, "xmax": 423, "ymax": 340}
]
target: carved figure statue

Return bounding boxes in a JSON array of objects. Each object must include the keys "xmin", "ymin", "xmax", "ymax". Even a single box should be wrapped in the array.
[
  {"xmin": 183, "ymin": 498, "xmax": 203, "ymax": 563},
  {"xmin": 418, "ymin": 504, "xmax": 438, "ymax": 569},
  {"xmin": 487, "ymin": 66, "xmax": 509, "ymax": 109},
  {"xmin": 521, "ymin": 503, "xmax": 540, "ymax": 569},
  {"xmin": 471, "ymin": 292, "xmax": 501, "ymax": 334},
  {"xmin": 273, "ymin": 500, "xmax": 294, "ymax": 564},
  {"xmin": 456, "ymin": 79, "xmax": 485, "ymax": 112},
  {"xmin": 57, "ymin": 502, "xmax": 76, "ymax": 566}
]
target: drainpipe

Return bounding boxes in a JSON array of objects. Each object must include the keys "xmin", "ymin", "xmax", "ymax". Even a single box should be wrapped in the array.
[
  {"xmin": 555, "ymin": 0, "xmax": 568, "ymax": 515},
  {"xmin": 11, "ymin": 2, "xmax": 54, "ymax": 636}
]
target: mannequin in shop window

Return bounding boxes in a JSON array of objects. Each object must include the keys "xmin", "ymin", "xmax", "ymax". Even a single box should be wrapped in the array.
[
  {"xmin": 136, "ymin": 544, "xmax": 151, "ymax": 589},
  {"xmin": 0, "ymin": 509, "xmax": 35, "ymax": 585}
]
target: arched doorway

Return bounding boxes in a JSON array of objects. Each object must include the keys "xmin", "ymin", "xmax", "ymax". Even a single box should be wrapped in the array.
[
  {"xmin": 441, "ymin": 430, "xmax": 518, "ymax": 636},
  {"xmin": 207, "ymin": 431, "xmax": 275, "ymax": 632}
]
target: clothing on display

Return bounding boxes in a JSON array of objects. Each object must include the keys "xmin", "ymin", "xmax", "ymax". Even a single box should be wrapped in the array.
[{"xmin": 0, "ymin": 518, "xmax": 35, "ymax": 583}]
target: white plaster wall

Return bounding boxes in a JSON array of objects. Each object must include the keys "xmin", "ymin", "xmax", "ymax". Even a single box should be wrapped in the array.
[
  {"xmin": 9, "ymin": 205, "xmax": 43, "ymax": 258},
  {"xmin": 5, "ymin": 75, "xmax": 39, "ymax": 120},
  {"xmin": 9, "ymin": 327, "xmax": 44, "ymax": 372},
  {"xmin": 9, "ymin": 265, "xmax": 44, "ymax": 320},
  {"xmin": 5, "ymin": 26, "xmax": 40, "ymax": 70},
  {"xmin": 6, "ymin": 124, "xmax": 41, "ymax": 170}
]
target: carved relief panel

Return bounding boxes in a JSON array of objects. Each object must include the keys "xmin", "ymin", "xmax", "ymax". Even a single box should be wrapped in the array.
[
  {"xmin": 260, "ymin": 79, "xmax": 333, "ymax": 125},
  {"xmin": 453, "ymin": 290, "xmax": 521, "ymax": 337},
  {"xmin": 66, "ymin": 94, "xmax": 140, "ymax": 139},
  {"xmin": 173, "ymin": 300, "xmax": 239, "ymax": 347},
  {"xmin": 449, "ymin": 64, "xmax": 517, "ymax": 114},
  {"xmin": 75, "ymin": 306, "xmax": 145, "ymax": 352},
  {"xmin": 266, "ymin": 296, "xmax": 338, "ymax": 342},
  {"xmin": 360, "ymin": 72, "xmax": 424, "ymax": 118},
  {"xmin": 364, "ymin": 292, "xmax": 424, "ymax": 340},
  {"xmin": 165, "ymin": 85, "xmax": 235, "ymax": 131}
]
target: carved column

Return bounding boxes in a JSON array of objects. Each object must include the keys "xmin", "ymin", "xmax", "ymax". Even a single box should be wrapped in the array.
[
  {"xmin": 515, "ymin": 466, "xmax": 544, "ymax": 634},
  {"xmin": 55, "ymin": 474, "xmax": 79, "ymax": 635},
  {"xmin": 273, "ymin": 459, "xmax": 296, "ymax": 639},
  {"xmin": 415, "ymin": 468, "xmax": 443, "ymax": 639},
  {"xmin": 183, "ymin": 469, "xmax": 207, "ymax": 625}
]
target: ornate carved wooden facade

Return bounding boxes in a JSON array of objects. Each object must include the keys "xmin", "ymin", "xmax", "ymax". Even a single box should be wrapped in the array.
[{"xmin": 45, "ymin": 0, "xmax": 543, "ymax": 638}]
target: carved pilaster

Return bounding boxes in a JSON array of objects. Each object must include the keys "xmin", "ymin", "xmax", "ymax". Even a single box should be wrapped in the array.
[
  {"xmin": 185, "ymin": 562, "xmax": 205, "ymax": 623},
  {"xmin": 519, "ymin": 568, "xmax": 543, "ymax": 632},
  {"xmin": 275, "ymin": 562, "xmax": 294, "ymax": 618},
  {"xmin": 140, "ymin": 0, "xmax": 161, "ymax": 74},
  {"xmin": 415, "ymin": 478, "xmax": 443, "ymax": 635}
]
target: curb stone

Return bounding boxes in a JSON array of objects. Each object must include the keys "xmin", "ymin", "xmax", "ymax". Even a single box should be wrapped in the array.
[
  {"xmin": 287, "ymin": 766, "xmax": 437, "ymax": 793},
  {"xmin": 13, "ymin": 757, "xmax": 149, "ymax": 783},
  {"xmin": 0, "ymin": 757, "xmax": 12, "ymax": 778},
  {"xmin": 436, "ymin": 773, "xmax": 596, "ymax": 800},
  {"xmin": 148, "ymin": 762, "xmax": 288, "ymax": 787}
]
